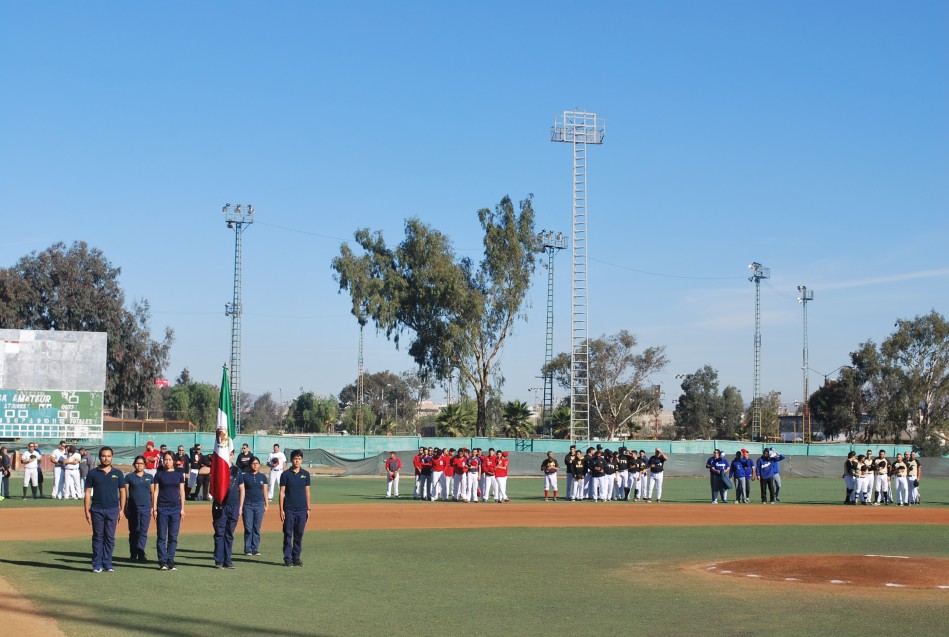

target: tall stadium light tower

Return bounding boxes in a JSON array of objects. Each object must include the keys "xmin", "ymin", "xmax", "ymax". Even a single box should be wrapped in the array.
[
  {"xmin": 551, "ymin": 110, "xmax": 605, "ymax": 442},
  {"xmin": 538, "ymin": 229, "xmax": 567, "ymax": 437},
  {"xmin": 356, "ymin": 324, "xmax": 365, "ymax": 435},
  {"xmin": 748, "ymin": 261, "xmax": 770, "ymax": 441},
  {"xmin": 797, "ymin": 285, "xmax": 814, "ymax": 443},
  {"xmin": 223, "ymin": 203, "xmax": 254, "ymax": 434}
]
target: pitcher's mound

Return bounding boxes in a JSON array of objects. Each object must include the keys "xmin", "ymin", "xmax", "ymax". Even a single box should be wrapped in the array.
[{"xmin": 701, "ymin": 555, "xmax": 949, "ymax": 589}]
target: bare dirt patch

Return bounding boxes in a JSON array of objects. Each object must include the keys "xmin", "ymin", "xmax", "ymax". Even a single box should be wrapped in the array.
[
  {"xmin": 1, "ymin": 502, "xmax": 947, "ymax": 542},
  {"xmin": 701, "ymin": 555, "xmax": 949, "ymax": 590}
]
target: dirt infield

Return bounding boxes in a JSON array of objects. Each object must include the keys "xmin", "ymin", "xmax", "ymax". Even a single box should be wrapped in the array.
[
  {"xmin": 0, "ymin": 575, "xmax": 68, "ymax": 636},
  {"xmin": 1, "ymin": 502, "xmax": 947, "ymax": 542},
  {"xmin": 700, "ymin": 555, "xmax": 949, "ymax": 589}
]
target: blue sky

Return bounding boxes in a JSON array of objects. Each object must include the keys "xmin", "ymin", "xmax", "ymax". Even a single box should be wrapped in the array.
[{"xmin": 2, "ymin": 2, "xmax": 947, "ymax": 412}]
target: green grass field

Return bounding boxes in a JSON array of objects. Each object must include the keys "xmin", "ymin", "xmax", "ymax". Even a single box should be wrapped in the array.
[
  {"xmin": 1, "ymin": 477, "xmax": 947, "ymax": 637},
  {"xmin": 3, "ymin": 474, "xmax": 949, "ymax": 506}
]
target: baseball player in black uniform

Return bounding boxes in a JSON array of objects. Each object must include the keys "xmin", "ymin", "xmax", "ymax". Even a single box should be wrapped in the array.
[{"xmin": 541, "ymin": 452, "xmax": 560, "ymax": 501}]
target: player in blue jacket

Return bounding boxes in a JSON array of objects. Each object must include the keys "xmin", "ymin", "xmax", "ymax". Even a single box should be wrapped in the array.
[{"xmin": 755, "ymin": 448, "xmax": 785, "ymax": 503}]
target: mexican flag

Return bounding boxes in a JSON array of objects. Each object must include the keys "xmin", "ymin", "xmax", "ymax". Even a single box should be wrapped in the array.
[{"xmin": 210, "ymin": 364, "xmax": 235, "ymax": 504}]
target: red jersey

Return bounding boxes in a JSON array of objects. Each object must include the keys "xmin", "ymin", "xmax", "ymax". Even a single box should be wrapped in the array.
[
  {"xmin": 432, "ymin": 454, "xmax": 448, "ymax": 472},
  {"xmin": 412, "ymin": 454, "xmax": 423, "ymax": 475},
  {"xmin": 451, "ymin": 456, "xmax": 468, "ymax": 474},
  {"xmin": 482, "ymin": 456, "xmax": 497, "ymax": 475},
  {"xmin": 444, "ymin": 454, "xmax": 455, "ymax": 477},
  {"xmin": 495, "ymin": 457, "xmax": 509, "ymax": 478},
  {"xmin": 143, "ymin": 448, "xmax": 161, "ymax": 470}
]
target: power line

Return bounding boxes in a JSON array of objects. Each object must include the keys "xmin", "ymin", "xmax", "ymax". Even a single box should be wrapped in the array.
[
  {"xmin": 590, "ymin": 256, "xmax": 747, "ymax": 280},
  {"xmin": 256, "ymin": 221, "xmax": 347, "ymax": 242}
]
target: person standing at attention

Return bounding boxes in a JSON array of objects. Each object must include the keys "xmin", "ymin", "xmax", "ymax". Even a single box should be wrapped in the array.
[
  {"xmin": 152, "ymin": 451, "xmax": 186, "ymax": 570},
  {"xmin": 83, "ymin": 446, "xmax": 126, "ymax": 573},
  {"xmin": 541, "ymin": 451, "xmax": 560, "ymax": 502},
  {"xmin": 279, "ymin": 449, "xmax": 311, "ymax": 567},
  {"xmin": 241, "ymin": 456, "xmax": 268, "ymax": 556},
  {"xmin": 384, "ymin": 451, "xmax": 401, "ymax": 498},
  {"xmin": 212, "ymin": 454, "xmax": 243, "ymax": 569},
  {"xmin": 267, "ymin": 444, "xmax": 286, "ymax": 502},
  {"xmin": 124, "ymin": 455, "xmax": 154, "ymax": 562}
]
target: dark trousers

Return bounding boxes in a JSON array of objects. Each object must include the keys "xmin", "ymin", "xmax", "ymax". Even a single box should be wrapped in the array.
[
  {"xmin": 193, "ymin": 474, "xmax": 210, "ymax": 500},
  {"xmin": 710, "ymin": 475, "xmax": 727, "ymax": 502},
  {"xmin": 243, "ymin": 502, "xmax": 265, "ymax": 553},
  {"xmin": 213, "ymin": 503, "xmax": 240, "ymax": 565},
  {"xmin": 760, "ymin": 477, "xmax": 775, "ymax": 502},
  {"xmin": 127, "ymin": 504, "xmax": 152, "ymax": 558},
  {"xmin": 282, "ymin": 508, "xmax": 308, "ymax": 561},
  {"xmin": 90, "ymin": 506, "xmax": 119, "ymax": 569},
  {"xmin": 155, "ymin": 507, "xmax": 181, "ymax": 564},
  {"xmin": 1, "ymin": 473, "xmax": 9, "ymax": 498}
]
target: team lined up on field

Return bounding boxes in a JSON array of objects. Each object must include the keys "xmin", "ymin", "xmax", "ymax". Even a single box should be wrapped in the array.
[
  {"xmin": 843, "ymin": 449, "xmax": 922, "ymax": 506},
  {"xmin": 386, "ymin": 446, "xmax": 673, "ymax": 502}
]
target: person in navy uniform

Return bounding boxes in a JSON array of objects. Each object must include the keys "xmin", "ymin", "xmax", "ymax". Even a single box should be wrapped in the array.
[
  {"xmin": 152, "ymin": 451, "xmax": 186, "ymax": 570},
  {"xmin": 124, "ymin": 455, "xmax": 154, "ymax": 562},
  {"xmin": 279, "ymin": 449, "xmax": 311, "ymax": 567},
  {"xmin": 241, "ymin": 456, "xmax": 269, "ymax": 556},
  {"xmin": 707, "ymin": 449, "xmax": 730, "ymax": 503},
  {"xmin": 83, "ymin": 446, "xmax": 126, "ymax": 573},
  {"xmin": 212, "ymin": 455, "xmax": 243, "ymax": 569}
]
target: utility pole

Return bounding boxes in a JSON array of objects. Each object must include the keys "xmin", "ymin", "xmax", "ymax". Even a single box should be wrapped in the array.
[
  {"xmin": 653, "ymin": 384, "xmax": 662, "ymax": 439},
  {"xmin": 551, "ymin": 110, "xmax": 605, "ymax": 443},
  {"xmin": 748, "ymin": 262, "xmax": 770, "ymax": 441},
  {"xmin": 538, "ymin": 229, "xmax": 566, "ymax": 438},
  {"xmin": 356, "ymin": 324, "xmax": 365, "ymax": 435},
  {"xmin": 223, "ymin": 203, "xmax": 254, "ymax": 434},
  {"xmin": 797, "ymin": 285, "xmax": 814, "ymax": 443}
]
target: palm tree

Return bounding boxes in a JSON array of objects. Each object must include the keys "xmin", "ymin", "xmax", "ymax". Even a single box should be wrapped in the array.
[
  {"xmin": 551, "ymin": 405, "xmax": 571, "ymax": 439},
  {"xmin": 501, "ymin": 400, "xmax": 535, "ymax": 438},
  {"xmin": 436, "ymin": 401, "xmax": 476, "ymax": 437}
]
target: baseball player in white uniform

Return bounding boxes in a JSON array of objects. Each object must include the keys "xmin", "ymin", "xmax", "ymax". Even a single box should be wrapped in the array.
[
  {"xmin": 51, "ymin": 441, "xmax": 67, "ymax": 499},
  {"xmin": 21, "ymin": 443, "xmax": 41, "ymax": 499},
  {"xmin": 267, "ymin": 444, "xmax": 287, "ymax": 501},
  {"xmin": 63, "ymin": 445, "xmax": 83, "ymax": 499}
]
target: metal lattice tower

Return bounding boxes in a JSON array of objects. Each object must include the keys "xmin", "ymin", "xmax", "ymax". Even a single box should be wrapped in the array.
[
  {"xmin": 356, "ymin": 324, "xmax": 365, "ymax": 435},
  {"xmin": 748, "ymin": 262, "xmax": 770, "ymax": 440},
  {"xmin": 551, "ymin": 110, "xmax": 605, "ymax": 442},
  {"xmin": 797, "ymin": 285, "xmax": 814, "ymax": 443},
  {"xmin": 539, "ymin": 230, "xmax": 567, "ymax": 436},
  {"xmin": 223, "ymin": 203, "xmax": 254, "ymax": 434}
]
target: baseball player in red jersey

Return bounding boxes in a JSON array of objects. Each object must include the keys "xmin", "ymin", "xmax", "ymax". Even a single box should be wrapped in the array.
[
  {"xmin": 452, "ymin": 450, "xmax": 469, "ymax": 502},
  {"xmin": 495, "ymin": 451, "xmax": 510, "ymax": 502},
  {"xmin": 430, "ymin": 448, "xmax": 448, "ymax": 501},
  {"xmin": 384, "ymin": 451, "xmax": 402, "ymax": 498},
  {"xmin": 481, "ymin": 449, "xmax": 498, "ymax": 502},
  {"xmin": 444, "ymin": 448, "xmax": 456, "ymax": 500},
  {"xmin": 466, "ymin": 451, "xmax": 482, "ymax": 503},
  {"xmin": 142, "ymin": 441, "xmax": 161, "ymax": 477},
  {"xmin": 412, "ymin": 448, "xmax": 424, "ymax": 499}
]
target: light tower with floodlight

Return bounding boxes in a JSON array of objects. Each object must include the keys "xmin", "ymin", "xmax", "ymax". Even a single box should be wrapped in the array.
[
  {"xmin": 797, "ymin": 285, "xmax": 814, "ymax": 442},
  {"xmin": 551, "ymin": 110, "xmax": 605, "ymax": 442},
  {"xmin": 748, "ymin": 261, "xmax": 770, "ymax": 440},
  {"xmin": 223, "ymin": 203, "xmax": 254, "ymax": 434},
  {"xmin": 538, "ymin": 229, "xmax": 567, "ymax": 437}
]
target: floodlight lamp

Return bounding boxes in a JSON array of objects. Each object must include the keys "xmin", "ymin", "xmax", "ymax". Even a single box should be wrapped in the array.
[
  {"xmin": 223, "ymin": 204, "xmax": 230, "ymax": 213},
  {"xmin": 248, "ymin": 205, "xmax": 254, "ymax": 216},
  {"xmin": 235, "ymin": 204, "xmax": 242, "ymax": 214}
]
